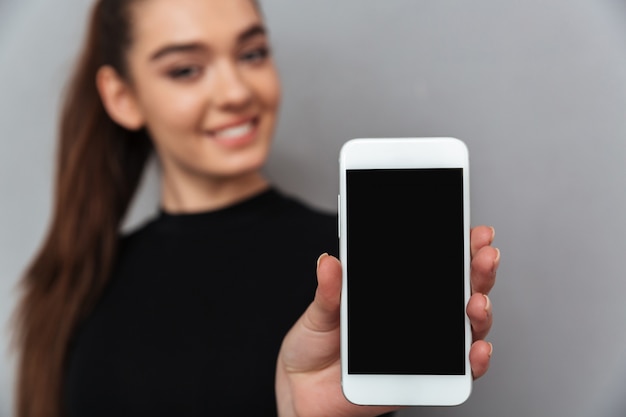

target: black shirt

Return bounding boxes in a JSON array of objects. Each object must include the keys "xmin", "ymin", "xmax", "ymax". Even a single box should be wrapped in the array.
[{"xmin": 64, "ymin": 188, "xmax": 339, "ymax": 417}]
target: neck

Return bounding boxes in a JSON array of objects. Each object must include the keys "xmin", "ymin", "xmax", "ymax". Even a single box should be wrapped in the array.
[{"xmin": 160, "ymin": 170, "xmax": 270, "ymax": 214}]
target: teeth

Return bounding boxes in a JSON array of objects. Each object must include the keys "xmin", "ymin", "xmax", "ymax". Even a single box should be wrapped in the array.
[{"xmin": 213, "ymin": 122, "xmax": 253, "ymax": 139}]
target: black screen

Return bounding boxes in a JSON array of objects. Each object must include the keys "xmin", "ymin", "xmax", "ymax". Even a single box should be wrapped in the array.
[{"xmin": 346, "ymin": 168, "xmax": 465, "ymax": 375}]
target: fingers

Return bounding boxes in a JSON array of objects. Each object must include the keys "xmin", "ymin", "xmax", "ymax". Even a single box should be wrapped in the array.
[
  {"xmin": 468, "ymin": 225, "xmax": 497, "ymax": 380},
  {"xmin": 470, "ymin": 225, "xmax": 499, "ymax": 295},
  {"xmin": 469, "ymin": 340, "xmax": 493, "ymax": 380},
  {"xmin": 467, "ymin": 293, "xmax": 493, "ymax": 341},
  {"xmin": 470, "ymin": 225, "xmax": 495, "ymax": 258},
  {"xmin": 304, "ymin": 253, "xmax": 342, "ymax": 332},
  {"xmin": 471, "ymin": 246, "xmax": 499, "ymax": 295}
]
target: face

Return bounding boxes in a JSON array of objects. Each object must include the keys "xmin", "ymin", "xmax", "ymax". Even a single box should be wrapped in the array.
[{"xmin": 123, "ymin": 0, "xmax": 280, "ymax": 187}]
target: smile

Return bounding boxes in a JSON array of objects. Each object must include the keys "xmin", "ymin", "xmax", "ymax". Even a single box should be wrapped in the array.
[
  {"xmin": 206, "ymin": 118, "xmax": 259, "ymax": 148},
  {"xmin": 212, "ymin": 121, "xmax": 254, "ymax": 140}
]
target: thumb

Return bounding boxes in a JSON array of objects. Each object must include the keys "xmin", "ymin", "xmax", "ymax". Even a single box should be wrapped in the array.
[{"xmin": 305, "ymin": 253, "xmax": 342, "ymax": 332}]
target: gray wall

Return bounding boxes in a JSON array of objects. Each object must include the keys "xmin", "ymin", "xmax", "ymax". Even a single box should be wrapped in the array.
[{"xmin": 1, "ymin": 1, "xmax": 626, "ymax": 416}]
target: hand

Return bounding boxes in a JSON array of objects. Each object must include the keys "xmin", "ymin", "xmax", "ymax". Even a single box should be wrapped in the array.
[{"xmin": 275, "ymin": 225, "xmax": 499, "ymax": 417}]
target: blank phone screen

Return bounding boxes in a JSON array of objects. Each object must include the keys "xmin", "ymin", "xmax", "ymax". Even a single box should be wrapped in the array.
[{"xmin": 346, "ymin": 168, "xmax": 466, "ymax": 375}]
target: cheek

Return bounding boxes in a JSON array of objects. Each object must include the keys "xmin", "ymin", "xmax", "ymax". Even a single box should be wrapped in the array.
[
  {"xmin": 267, "ymin": 83, "xmax": 281, "ymax": 112},
  {"xmin": 139, "ymin": 82, "xmax": 206, "ymax": 134},
  {"xmin": 254, "ymin": 69, "xmax": 281, "ymax": 110}
]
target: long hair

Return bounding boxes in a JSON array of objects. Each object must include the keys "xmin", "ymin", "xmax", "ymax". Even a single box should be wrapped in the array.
[{"xmin": 13, "ymin": 1, "xmax": 151, "ymax": 416}]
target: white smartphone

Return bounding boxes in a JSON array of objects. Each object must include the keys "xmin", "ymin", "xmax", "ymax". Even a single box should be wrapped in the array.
[{"xmin": 338, "ymin": 137, "xmax": 472, "ymax": 406}]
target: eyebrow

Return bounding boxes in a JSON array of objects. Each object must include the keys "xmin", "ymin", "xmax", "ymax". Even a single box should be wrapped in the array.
[
  {"xmin": 150, "ymin": 43, "xmax": 207, "ymax": 61},
  {"xmin": 149, "ymin": 24, "xmax": 267, "ymax": 61},
  {"xmin": 238, "ymin": 24, "xmax": 266, "ymax": 44}
]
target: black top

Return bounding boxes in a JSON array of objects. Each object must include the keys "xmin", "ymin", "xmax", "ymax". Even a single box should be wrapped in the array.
[{"xmin": 64, "ymin": 188, "xmax": 339, "ymax": 417}]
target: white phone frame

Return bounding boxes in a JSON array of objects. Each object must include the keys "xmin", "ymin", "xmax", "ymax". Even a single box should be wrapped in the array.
[{"xmin": 338, "ymin": 137, "xmax": 472, "ymax": 406}]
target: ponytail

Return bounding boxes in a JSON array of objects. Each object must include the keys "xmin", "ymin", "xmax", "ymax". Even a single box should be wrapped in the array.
[{"xmin": 13, "ymin": 1, "xmax": 150, "ymax": 416}]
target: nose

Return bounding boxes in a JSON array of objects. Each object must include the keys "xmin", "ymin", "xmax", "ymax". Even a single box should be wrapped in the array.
[{"xmin": 210, "ymin": 59, "xmax": 253, "ymax": 110}]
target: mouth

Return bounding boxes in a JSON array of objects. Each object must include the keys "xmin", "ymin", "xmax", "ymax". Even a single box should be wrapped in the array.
[{"xmin": 206, "ymin": 118, "xmax": 259, "ymax": 147}]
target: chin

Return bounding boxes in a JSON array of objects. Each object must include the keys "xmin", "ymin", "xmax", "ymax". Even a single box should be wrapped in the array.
[{"xmin": 217, "ymin": 149, "xmax": 271, "ymax": 178}]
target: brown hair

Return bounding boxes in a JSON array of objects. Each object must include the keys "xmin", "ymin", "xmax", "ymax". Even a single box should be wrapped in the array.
[{"xmin": 13, "ymin": 1, "xmax": 151, "ymax": 416}]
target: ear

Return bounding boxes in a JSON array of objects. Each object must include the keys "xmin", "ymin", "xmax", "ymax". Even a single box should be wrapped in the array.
[{"xmin": 96, "ymin": 65, "xmax": 145, "ymax": 130}]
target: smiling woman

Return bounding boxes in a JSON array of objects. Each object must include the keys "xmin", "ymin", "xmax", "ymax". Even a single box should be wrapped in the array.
[
  {"xmin": 96, "ymin": 0, "xmax": 280, "ymax": 212},
  {"xmin": 12, "ymin": 1, "xmax": 498, "ymax": 417}
]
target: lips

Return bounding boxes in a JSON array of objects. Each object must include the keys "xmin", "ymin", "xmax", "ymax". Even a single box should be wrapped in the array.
[
  {"xmin": 212, "ymin": 121, "xmax": 254, "ymax": 140},
  {"xmin": 205, "ymin": 117, "xmax": 259, "ymax": 148}
]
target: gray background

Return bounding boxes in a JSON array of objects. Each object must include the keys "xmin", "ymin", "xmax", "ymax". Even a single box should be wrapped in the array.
[{"xmin": 1, "ymin": 0, "xmax": 626, "ymax": 416}]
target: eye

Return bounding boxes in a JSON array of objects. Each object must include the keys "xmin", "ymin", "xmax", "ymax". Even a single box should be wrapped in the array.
[
  {"xmin": 167, "ymin": 65, "xmax": 202, "ymax": 80},
  {"xmin": 239, "ymin": 46, "xmax": 270, "ymax": 64}
]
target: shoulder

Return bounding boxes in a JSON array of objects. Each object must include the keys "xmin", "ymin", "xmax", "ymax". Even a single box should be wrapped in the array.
[{"xmin": 115, "ymin": 213, "xmax": 163, "ymax": 256}]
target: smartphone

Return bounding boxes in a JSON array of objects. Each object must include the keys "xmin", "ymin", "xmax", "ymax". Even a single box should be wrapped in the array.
[{"xmin": 338, "ymin": 137, "xmax": 472, "ymax": 406}]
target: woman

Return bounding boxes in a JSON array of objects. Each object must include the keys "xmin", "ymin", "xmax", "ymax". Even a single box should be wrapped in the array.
[{"xmin": 14, "ymin": 0, "xmax": 499, "ymax": 416}]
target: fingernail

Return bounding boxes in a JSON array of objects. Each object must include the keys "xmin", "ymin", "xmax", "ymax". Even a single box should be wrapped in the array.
[
  {"xmin": 488, "ymin": 342, "xmax": 494, "ymax": 358},
  {"xmin": 317, "ymin": 253, "xmax": 328, "ymax": 269},
  {"xmin": 494, "ymin": 248, "xmax": 501, "ymax": 266},
  {"xmin": 489, "ymin": 226, "xmax": 496, "ymax": 244},
  {"xmin": 483, "ymin": 294, "xmax": 491, "ymax": 315}
]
